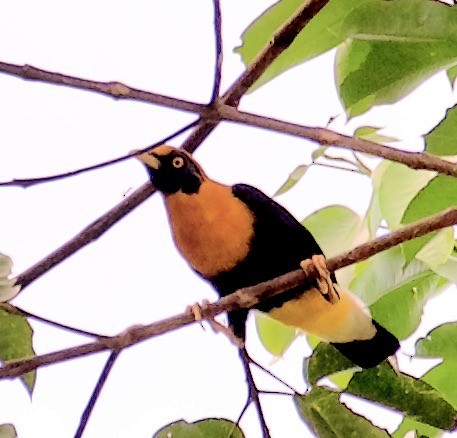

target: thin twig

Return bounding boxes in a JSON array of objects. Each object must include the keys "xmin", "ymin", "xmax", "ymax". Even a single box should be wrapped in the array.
[
  {"xmin": 0, "ymin": 303, "xmax": 102, "ymax": 338},
  {"xmin": 352, "ymin": 152, "xmax": 372, "ymax": 175},
  {"xmin": 196, "ymin": 310, "xmax": 300, "ymax": 393},
  {"xmin": 239, "ymin": 347, "xmax": 271, "ymax": 438},
  {"xmin": 204, "ymin": 296, "xmax": 294, "ymax": 434},
  {"xmin": 205, "ymin": 317, "xmax": 244, "ymax": 349},
  {"xmin": 312, "ymin": 161, "xmax": 366, "ymax": 175},
  {"xmin": 322, "ymin": 153, "xmax": 362, "ymax": 168},
  {"xmin": 0, "ymin": 120, "xmax": 199, "ymax": 188},
  {"xmin": 3, "ymin": 207, "xmax": 456, "ymax": 379},
  {"xmin": 235, "ymin": 397, "xmax": 251, "ymax": 430},
  {"xmin": 74, "ymin": 351, "xmax": 120, "ymax": 438},
  {"xmin": 248, "ymin": 355, "xmax": 299, "ymax": 394},
  {"xmin": 259, "ymin": 390, "xmax": 295, "ymax": 396},
  {"xmin": 210, "ymin": 0, "xmax": 223, "ymax": 103}
]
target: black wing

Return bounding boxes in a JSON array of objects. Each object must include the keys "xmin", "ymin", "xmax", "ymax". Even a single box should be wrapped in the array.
[{"xmin": 210, "ymin": 184, "xmax": 328, "ymax": 336}]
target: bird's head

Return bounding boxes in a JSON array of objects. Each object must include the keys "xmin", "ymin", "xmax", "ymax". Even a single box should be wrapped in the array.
[{"xmin": 134, "ymin": 145, "xmax": 206, "ymax": 195}]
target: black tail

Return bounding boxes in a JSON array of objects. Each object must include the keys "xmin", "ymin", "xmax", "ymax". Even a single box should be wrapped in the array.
[{"xmin": 331, "ymin": 321, "xmax": 400, "ymax": 368}]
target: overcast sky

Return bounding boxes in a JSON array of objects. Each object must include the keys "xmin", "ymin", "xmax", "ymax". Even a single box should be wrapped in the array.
[{"xmin": 0, "ymin": 1, "xmax": 456, "ymax": 437}]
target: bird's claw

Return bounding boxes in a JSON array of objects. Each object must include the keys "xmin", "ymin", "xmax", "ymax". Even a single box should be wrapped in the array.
[
  {"xmin": 300, "ymin": 254, "xmax": 340, "ymax": 304},
  {"xmin": 185, "ymin": 300, "xmax": 243, "ymax": 347},
  {"xmin": 186, "ymin": 299, "xmax": 211, "ymax": 329}
]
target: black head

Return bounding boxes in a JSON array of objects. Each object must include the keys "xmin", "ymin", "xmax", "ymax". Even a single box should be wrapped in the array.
[{"xmin": 135, "ymin": 145, "xmax": 205, "ymax": 195}]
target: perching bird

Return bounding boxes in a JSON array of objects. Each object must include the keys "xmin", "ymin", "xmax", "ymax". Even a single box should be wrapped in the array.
[{"xmin": 136, "ymin": 145, "xmax": 399, "ymax": 368}]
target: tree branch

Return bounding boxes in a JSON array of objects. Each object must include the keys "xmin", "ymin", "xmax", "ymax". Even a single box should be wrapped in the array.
[
  {"xmin": 3, "ymin": 207, "xmax": 456, "ymax": 379},
  {"xmin": 74, "ymin": 351, "xmax": 120, "ymax": 438},
  {"xmin": 221, "ymin": 0, "xmax": 330, "ymax": 107},
  {"xmin": 210, "ymin": 0, "xmax": 223, "ymax": 103},
  {"xmin": 10, "ymin": 0, "xmax": 331, "ymax": 290},
  {"xmin": 217, "ymin": 106, "xmax": 457, "ymax": 178},
  {"xmin": 0, "ymin": 120, "xmax": 199, "ymax": 188},
  {"xmin": 2, "ymin": 102, "xmax": 456, "ymax": 189},
  {"xmin": 239, "ymin": 347, "xmax": 271, "ymax": 438},
  {"xmin": 15, "ymin": 181, "xmax": 156, "ymax": 290},
  {"xmin": 181, "ymin": 0, "xmax": 331, "ymax": 151},
  {"xmin": 0, "ymin": 303, "xmax": 102, "ymax": 338},
  {"xmin": 0, "ymin": 61, "xmax": 207, "ymax": 114}
]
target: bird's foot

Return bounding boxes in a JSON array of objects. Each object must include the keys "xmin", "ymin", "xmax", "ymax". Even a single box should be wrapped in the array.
[
  {"xmin": 300, "ymin": 254, "xmax": 340, "ymax": 304},
  {"xmin": 185, "ymin": 299, "xmax": 211, "ymax": 330},
  {"xmin": 185, "ymin": 300, "xmax": 244, "ymax": 348}
]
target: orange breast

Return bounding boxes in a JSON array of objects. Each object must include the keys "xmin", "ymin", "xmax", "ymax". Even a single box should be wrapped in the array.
[{"xmin": 165, "ymin": 181, "xmax": 255, "ymax": 277}]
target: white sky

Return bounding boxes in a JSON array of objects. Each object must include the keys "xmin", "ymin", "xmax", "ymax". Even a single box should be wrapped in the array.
[{"xmin": 0, "ymin": 0, "xmax": 456, "ymax": 437}]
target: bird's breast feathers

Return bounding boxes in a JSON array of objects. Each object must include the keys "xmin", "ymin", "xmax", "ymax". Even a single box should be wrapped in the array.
[{"xmin": 165, "ymin": 181, "xmax": 255, "ymax": 277}]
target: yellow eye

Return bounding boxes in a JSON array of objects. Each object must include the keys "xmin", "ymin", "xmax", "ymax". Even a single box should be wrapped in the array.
[{"xmin": 172, "ymin": 157, "xmax": 185, "ymax": 169}]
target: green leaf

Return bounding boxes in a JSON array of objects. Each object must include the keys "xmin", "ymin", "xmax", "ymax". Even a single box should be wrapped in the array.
[
  {"xmin": 337, "ymin": 0, "xmax": 457, "ymax": 116},
  {"xmin": 429, "ymin": 251, "xmax": 457, "ymax": 283},
  {"xmin": 403, "ymin": 176, "xmax": 457, "ymax": 223},
  {"xmin": 303, "ymin": 205, "xmax": 365, "ymax": 287},
  {"xmin": 273, "ymin": 164, "xmax": 308, "ymax": 197},
  {"xmin": 254, "ymin": 311, "xmax": 297, "ymax": 357},
  {"xmin": 425, "ymin": 104, "xmax": 457, "ymax": 156},
  {"xmin": 0, "ymin": 308, "xmax": 35, "ymax": 394},
  {"xmin": 349, "ymin": 246, "xmax": 404, "ymax": 306},
  {"xmin": 311, "ymin": 146, "xmax": 328, "ymax": 162},
  {"xmin": 354, "ymin": 126, "xmax": 398, "ymax": 144},
  {"xmin": 306, "ymin": 343, "xmax": 357, "ymax": 385},
  {"xmin": 448, "ymin": 65, "xmax": 457, "ymax": 87},
  {"xmin": 365, "ymin": 161, "xmax": 389, "ymax": 238},
  {"xmin": 378, "ymin": 162, "xmax": 435, "ymax": 230},
  {"xmin": 303, "ymin": 206, "xmax": 364, "ymax": 257},
  {"xmin": 346, "ymin": 362, "xmax": 457, "ymax": 430},
  {"xmin": 154, "ymin": 419, "xmax": 244, "ymax": 438},
  {"xmin": 393, "ymin": 418, "xmax": 442, "ymax": 438},
  {"xmin": 295, "ymin": 386, "xmax": 389, "ymax": 437},
  {"xmin": 416, "ymin": 228, "xmax": 455, "ymax": 268},
  {"xmin": 0, "ymin": 253, "xmax": 21, "ymax": 302},
  {"xmin": 0, "ymin": 424, "xmax": 17, "ymax": 438},
  {"xmin": 236, "ymin": 0, "xmax": 370, "ymax": 91},
  {"xmin": 401, "ymin": 175, "xmax": 457, "ymax": 264},
  {"xmin": 369, "ymin": 268, "xmax": 447, "ymax": 339},
  {"xmin": 416, "ymin": 323, "xmax": 457, "ymax": 408},
  {"xmin": 329, "ymin": 370, "xmax": 355, "ymax": 390}
]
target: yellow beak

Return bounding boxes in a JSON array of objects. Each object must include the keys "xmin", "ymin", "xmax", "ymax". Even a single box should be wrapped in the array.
[{"xmin": 131, "ymin": 149, "xmax": 161, "ymax": 170}]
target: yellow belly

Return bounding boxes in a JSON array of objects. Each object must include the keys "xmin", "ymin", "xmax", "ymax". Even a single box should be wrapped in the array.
[{"xmin": 268, "ymin": 288, "xmax": 376, "ymax": 343}]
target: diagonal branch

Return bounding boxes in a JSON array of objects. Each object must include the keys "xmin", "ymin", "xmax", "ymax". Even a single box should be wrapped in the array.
[
  {"xmin": 11, "ymin": 0, "xmax": 331, "ymax": 290},
  {"xmin": 15, "ymin": 181, "xmax": 155, "ymax": 290},
  {"xmin": 4, "ymin": 207, "xmax": 456, "ymax": 380},
  {"xmin": 74, "ymin": 351, "xmax": 120, "ymax": 438},
  {"xmin": 181, "ymin": 0, "xmax": 331, "ymax": 152},
  {"xmin": 239, "ymin": 347, "xmax": 271, "ymax": 437},
  {"xmin": 221, "ymin": 0, "xmax": 330, "ymax": 107}
]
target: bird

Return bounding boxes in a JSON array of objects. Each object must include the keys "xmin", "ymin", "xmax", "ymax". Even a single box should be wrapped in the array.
[{"xmin": 135, "ymin": 145, "xmax": 399, "ymax": 368}]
